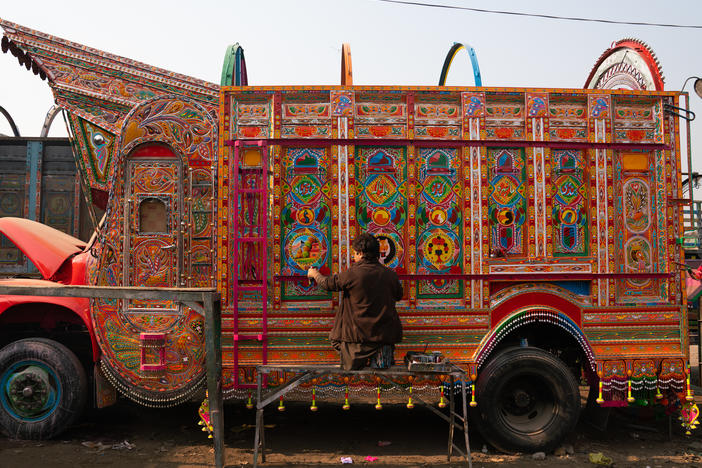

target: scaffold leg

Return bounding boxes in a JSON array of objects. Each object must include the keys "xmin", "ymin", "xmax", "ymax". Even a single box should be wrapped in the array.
[
  {"xmin": 461, "ymin": 378, "xmax": 473, "ymax": 468},
  {"xmin": 253, "ymin": 372, "xmax": 264, "ymax": 467},
  {"xmin": 448, "ymin": 375, "xmax": 455, "ymax": 461}
]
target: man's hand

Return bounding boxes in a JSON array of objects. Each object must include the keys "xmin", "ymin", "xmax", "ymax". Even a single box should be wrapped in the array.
[{"xmin": 307, "ymin": 267, "xmax": 320, "ymax": 281}]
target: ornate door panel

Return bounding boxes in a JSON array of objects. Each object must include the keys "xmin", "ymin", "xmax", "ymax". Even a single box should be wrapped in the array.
[
  {"xmin": 124, "ymin": 158, "xmax": 183, "ymax": 322},
  {"xmin": 416, "ymin": 147, "xmax": 463, "ymax": 299},
  {"xmin": 355, "ymin": 146, "xmax": 408, "ymax": 272},
  {"xmin": 615, "ymin": 151, "xmax": 662, "ymax": 303},
  {"xmin": 279, "ymin": 147, "xmax": 333, "ymax": 301},
  {"xmin": 487, "ymin": 148, "xmax": 527, "ymax": 256}
]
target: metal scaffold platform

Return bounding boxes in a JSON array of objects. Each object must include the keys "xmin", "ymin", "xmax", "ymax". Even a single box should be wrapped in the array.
[{"xmin": 252, "ymin": 364, "xmax": 472, "ymax": 467}]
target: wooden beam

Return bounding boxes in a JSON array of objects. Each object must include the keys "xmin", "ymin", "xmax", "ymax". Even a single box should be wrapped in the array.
[{"xmin": 0, "ymin": 285, "xmax": 217, "ymax": 302}]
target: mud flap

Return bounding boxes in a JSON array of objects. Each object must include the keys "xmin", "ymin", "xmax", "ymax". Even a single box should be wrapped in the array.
[{"xmin": 94, "ymin": 363, "xmax": 117, "ymax": 409}]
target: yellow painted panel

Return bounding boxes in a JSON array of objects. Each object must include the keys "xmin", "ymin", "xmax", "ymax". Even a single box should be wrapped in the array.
[
  {"xmin": 622, "ymin": 153, "xmax": 648, "ymax": 171},
  {"xmin": 243, "ymin": 148, "xmax": 262, "ymax": 168}
]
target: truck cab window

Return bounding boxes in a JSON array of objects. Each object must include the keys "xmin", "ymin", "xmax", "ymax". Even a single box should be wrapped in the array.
[{"xmin": 138, "ymin": 197, "xmax": 167, "ymax": 234}]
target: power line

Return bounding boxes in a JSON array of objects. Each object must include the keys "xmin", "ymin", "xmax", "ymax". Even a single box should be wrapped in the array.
[{"xmin": 374, "ymin": 0, "xmax": 702, "ymax": 29}]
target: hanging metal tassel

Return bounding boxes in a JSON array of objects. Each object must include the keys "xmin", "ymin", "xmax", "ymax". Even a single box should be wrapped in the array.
[
  {"xmin": 655, "ymin": 378, "xmax": 663, "ymax": 400},
  {"xmin": 310, "ymin": 386, "xmax": 318, "ymax": 412},
  {"xmin": 375, "ymin": 378, "xmax": 383, "ymax": 410},
  {"xmin": 627, "ymin": 377, "xmax": 635, "ymax": 403},
  {"xmin": 197, "ymin": 391, "xmax": 213, "ymax": 438},
  {"xmin": 438, "ymin": 376, "xmax": 447, "ymax": 408},
  {"xmin": 343, "ymin": 377, "xmax": 351, "ymax": 410}
]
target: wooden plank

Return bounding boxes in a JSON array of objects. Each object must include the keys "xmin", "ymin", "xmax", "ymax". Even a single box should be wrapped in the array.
[
  {"xmin": 0, "ymin": 285, "xmax": 217, "ymax": 302},
  {"xmin": 255, "ymin": 364, "xmax": 466, "ymax": 377}
]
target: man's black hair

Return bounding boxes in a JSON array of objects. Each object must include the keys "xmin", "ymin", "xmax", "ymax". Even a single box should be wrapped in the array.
[{"xmin": 352, "ymin": 233, "xmax": 380, "ymax": 261}]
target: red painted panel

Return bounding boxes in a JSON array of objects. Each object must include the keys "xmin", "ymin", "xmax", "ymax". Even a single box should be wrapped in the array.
[
  {"xmin": 0, "ymin": 277, "xmax": 99, "ymax": 360},
  {"xmin": 0, "ymin": 217, "xmax": 86, "ymax": 280},
  {"xmin": 129, "ymin": 143, "xmax": 177, "ymax": 158}
]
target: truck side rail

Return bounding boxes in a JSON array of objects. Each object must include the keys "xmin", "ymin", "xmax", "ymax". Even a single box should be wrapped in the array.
[{"xmin": 275, "ymin": 272, "xmax": 675, "ymax": 281}]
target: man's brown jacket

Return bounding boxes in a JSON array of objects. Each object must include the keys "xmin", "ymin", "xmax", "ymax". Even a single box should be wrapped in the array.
[{"xmin": 317, "ymin": 258, "xmax": 403, "ymax": 344}]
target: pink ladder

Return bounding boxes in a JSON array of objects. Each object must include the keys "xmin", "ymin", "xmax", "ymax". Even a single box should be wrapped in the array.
[{"xmin": 231, "ymin": 140, "xmax": 269, "ymax": 388}]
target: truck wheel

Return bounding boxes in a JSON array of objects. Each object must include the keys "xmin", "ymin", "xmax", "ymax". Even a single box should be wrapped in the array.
[
  {"xmin": 475, "ymin": 346, "xmax": 580, "ymax": 453},
  {"xmin": 0, "ymin": 338, "xmax": 87, "ymax": 439}
]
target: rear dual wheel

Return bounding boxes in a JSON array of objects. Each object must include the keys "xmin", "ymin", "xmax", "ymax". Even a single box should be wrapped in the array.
[
  {"xmin": 0, "ymin": 338, "xmax": 87, "ymax": 439},
  {"xmin": 475, "ymin": 347, "xmax": 580, "ymax": 453}
]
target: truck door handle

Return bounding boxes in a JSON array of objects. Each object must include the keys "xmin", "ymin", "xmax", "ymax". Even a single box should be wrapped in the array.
[{"xmin": 161, "ymin": 244, "xmax": 176, "ymax": 251}]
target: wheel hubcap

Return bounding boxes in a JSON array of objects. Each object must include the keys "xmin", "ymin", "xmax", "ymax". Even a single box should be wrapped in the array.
[
  {"xmin": 513, "ymin": 389, "xmax": 531, "ymax": 408},
  {"xmin": 8, "ymin": 366, "xmax": 51, "ymax": 415},
  {"xmin": 499, "ymin": 376, "xmax": 556, "ymax": 434},
  {"xmin": 1, "ymin": 363, "xmax": 59, "ymax": 420}
]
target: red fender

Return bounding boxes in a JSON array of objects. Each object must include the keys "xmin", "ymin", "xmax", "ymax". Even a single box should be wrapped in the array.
[
  {"xmin": 491, "ymin": 291, "xmax": 582, "ymax": 328},
  {"xmin": 0, "ymin": 279, "xmax": 98, "ymax": 361}
]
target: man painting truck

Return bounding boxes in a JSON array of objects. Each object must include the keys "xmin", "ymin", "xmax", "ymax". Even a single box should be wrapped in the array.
[{"xmin": 0, "ymin": 18, "xmax": 698, "ymax": 452}]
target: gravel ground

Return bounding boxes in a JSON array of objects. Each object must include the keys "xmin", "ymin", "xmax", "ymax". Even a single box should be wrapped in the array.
[{"xmin": 2, "ymin": 391, "xmax": 702, "ymax": 467}]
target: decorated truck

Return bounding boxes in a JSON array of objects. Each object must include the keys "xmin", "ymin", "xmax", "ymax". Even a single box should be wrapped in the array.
[{"xmin": 0, "ymin": 19, "xmax": 697, "ymax": 451}]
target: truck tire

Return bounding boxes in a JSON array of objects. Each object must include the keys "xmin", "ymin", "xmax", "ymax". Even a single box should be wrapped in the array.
[
  {"xmin": 0, "ymin": 338, "xmax": 87, "ymax": 439},
  {"xmin": 475, "ymin": 346, "xmax": 580, "ymax": 453}
]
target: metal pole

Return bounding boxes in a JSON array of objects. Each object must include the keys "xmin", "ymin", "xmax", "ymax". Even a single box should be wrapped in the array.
[
  {"xmin": 461, "ymin": 378, "xmax": 473, "ymax": 468},
  {"xmin": 253, "ymin": 370, "xmax": 263, "ymax": 467},
  {"xmin": 204, "ymin": 293, "xmax": 224, "ymax": 468},
  {"xmin": 0, "ymin": 105, "xmax": 20, "ymax": 136},
  {"xmin": 686, "ymin": 93, "xmax": 694, "ymax": 229},
  {"xmin": 681, "ymin": 92, "xmax": 702, "ymax": 386},
  {"xmin": 448, "ymin": 376, "xmax": 455, "ymax": 461}
]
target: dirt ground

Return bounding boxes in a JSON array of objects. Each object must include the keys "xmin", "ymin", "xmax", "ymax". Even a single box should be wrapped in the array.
[{"xmin": 2, "ymin": 391, "xmax": 702, "ymax": 468}]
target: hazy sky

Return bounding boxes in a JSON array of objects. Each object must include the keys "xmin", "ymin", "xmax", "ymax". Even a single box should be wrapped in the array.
[{"xmin": 1, "ymin": 0, "xmax": 701, "ymax": 173}]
